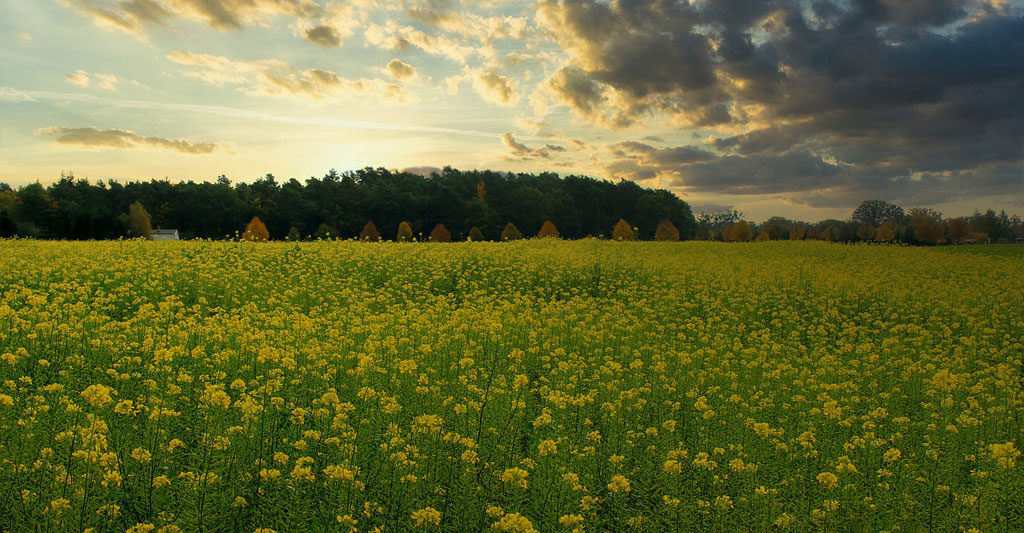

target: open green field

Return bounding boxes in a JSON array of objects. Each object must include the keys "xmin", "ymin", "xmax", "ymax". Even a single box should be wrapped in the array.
[{"xmin": 1, "ymin": 240, "xmax": 1021, "ymax": 532}]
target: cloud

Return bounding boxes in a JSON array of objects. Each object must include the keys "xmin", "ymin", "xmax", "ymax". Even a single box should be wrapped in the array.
[
  {"xmin": 0, "ymin": 87, "xmax": 37, "ymax": 103},
  {"xmin": 605, "ymin": 140, "xmax": 716, "ymax": 182},
  {"xmin": 3, "ymin": 86, "xmax": 497, "ymax": 139},
  {"xmin": 66, "ymin": 69, "xmax": 120, "ymax": 90},
  {"xmin": 67, "ymin": 70, "xmax": 90, "ymax": 87},
  {"xmin": 402, "ymin": 0, "xmax": 529, "ymax": 41},
  {"xmin": 535, "ymin": 0, "xmax": 729, "ymax": 126},
  {"xmin": 529, "ymin": 0, "xmax": 1024, "ymax": 208},
  {"xmin": 16, "ymin": 32, "xmax": 33, "ymax": 44},
  {"xmin": 500, "ymin": 132, "xmax": 563, "ymax": 159},
  {"xmin": 303, "ymin": 25, "xmax": 341, "ymax": 47},
  {"xmin": 401, "ymin": 166, "xmax": 442, "ymax": 176},
  {"xmin": 471, "ymin": 69, "xmax": 518, "ymax": 105},
  {"xmin": 57, "ymin": 0, "xmax": 358, "ymax": 43},
  {"xmin": 167, "ymin": 51, "xmax": 414, "ymax": 102},
  {"xmin": 294, "ymin": 1, "xmax": 368, "ymax": 47},
  {"xmin": 386, "ymin": 58, "xmax": 416, "ymax": 80},
  {"xmin": 35, "ymin": 126, "xmax": 231, "ymax": 154},
  {"xmin": 365, "ymin": 21, "xmax": 477, "ymax": 62}
]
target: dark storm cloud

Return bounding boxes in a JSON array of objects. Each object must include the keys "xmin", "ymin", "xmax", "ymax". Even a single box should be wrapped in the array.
[{"xmin": 540, "ymin": 0, "xmax": 1024, "ymax": 206}]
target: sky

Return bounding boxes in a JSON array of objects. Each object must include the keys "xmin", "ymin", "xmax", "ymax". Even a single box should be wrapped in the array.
[{"xmin": 0, "ymin": 0, "xmax": 1022, "ymax": 221}]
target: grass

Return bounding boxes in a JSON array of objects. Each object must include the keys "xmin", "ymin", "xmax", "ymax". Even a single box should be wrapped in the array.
[{"xmin": 0, "ymin": 239, "xmax": 1021, "ymax": 532}]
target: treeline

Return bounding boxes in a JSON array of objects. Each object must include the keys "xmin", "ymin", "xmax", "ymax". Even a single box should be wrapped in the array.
[
  {"xmin": 0, "ymin": 168, "xmax": 697, "ymax": 241},
  {"xmin": 698, "ymin": 201, "xmax": 1024, "ymax": 244}
]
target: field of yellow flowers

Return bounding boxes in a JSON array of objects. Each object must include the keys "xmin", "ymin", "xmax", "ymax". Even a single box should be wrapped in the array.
[{"xmin": 1, "ymin": 240, "xmax": 1021, "ymax": 532}]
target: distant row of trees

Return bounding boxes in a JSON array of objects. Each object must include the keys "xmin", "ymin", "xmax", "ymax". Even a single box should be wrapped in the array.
[
  {"xmin": 2, "ymin": 172, "xmax": 1019, "ymax": 245},
  {"xmin": 223, "ymin": 213, "xmax": 683, "ymax": 242},
  {"xmin": 698, "ymin": 200, "xmax": 1023, "ymax": 245},
  {"xmin": 0, "ymin": 168, "xmax": 697, "ymax": 241}
]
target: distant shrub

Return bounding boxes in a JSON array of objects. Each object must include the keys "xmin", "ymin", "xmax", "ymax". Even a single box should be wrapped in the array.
[
  {"xmin": 360, "ymin": 221, "xmax": 381, "ymax": 241},
  {"xmin": 242, "ymin": 216, "xmax": 270, "ymax": 242},
  {"xmin": 429, "ymin": 223, "xmax": 451, "ymax": 242},
  {"xmin": 654, "ymin": 219, "xmax": 679, "ymax": 241},
  {"xmin": 612, "ymin": 219, "xmax": 636, "ymax": 241},
  {"xmin": 536, "ymin": 220, "xmax": 559, "ymax": 239},
  {"xmin": 286, "ymin": 226, "xmax": 302, "ymax": 241},
  {"xmin": 996, "ymin": 237, "xmax": 1012, "ymax": 244},
  {"xmin": 396, "ymin": 221, "xmax": 414, "ymax": 242},
  {"xmin": 468, "ymin": 226, "xmax": 485, "ymax": 242},
  {"xmin": 315, "ymin": 223, "xmax": 339, "ymax": 240},
  {"xmin": 756, "ymin": 231, "xmax": 770, "ymax": 241},
  {"xmin": 501, "ymin": 222, "xmax": 523, "ymax": 241},
  {"xmin": 875, "ymin": 221, "xmax": 895, "ymax": 242}
]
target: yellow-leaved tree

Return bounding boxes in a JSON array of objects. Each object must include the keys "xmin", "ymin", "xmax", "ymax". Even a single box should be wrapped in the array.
[
  {"xmin": 724, "ymin": 220, "xmax": 753, "ymax": 242},
  {"xmin": 654, "ymin": 219, "xmax": 679, "ymax": 241},
  {"xmin": 501, "ymin": 222, "xmax": 523, "ymax": 241},
  {"xmin": 756, "ymin": 230, "xmax": 770, "ymax": 241},
  {"xmin": 127, "ymin": 201, "xmax": 152, "ymax": 240},
  {"xmin": 242, "ymin": 216, "xmax": 269, "ymax": 241},
  {"xmin": 536, "ymin": 220, "xmax": 559, "ymax": 239},
  {"xmin": 396, "ymin": 221, "xmax": 414, "ymax": 242},
  {"xmin": 429, "ymin": 223, "xmax": 451, "ymax": 242},
  {"xmin": 612, "ymin": 219, "xmax": 636, "ymax": 241},
  {"xmin": 360, "ymin": 221, "xmax": 381, "ymax": 241}
]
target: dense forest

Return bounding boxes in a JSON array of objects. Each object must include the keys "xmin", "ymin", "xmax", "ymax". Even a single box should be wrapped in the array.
[
  {"xmin": 1, "ymin": 168, "xmax": 1021, "ymax": 244},
  {"xmin": 0, "ymin": 168, "xmax": 696, "ymax": 241}
]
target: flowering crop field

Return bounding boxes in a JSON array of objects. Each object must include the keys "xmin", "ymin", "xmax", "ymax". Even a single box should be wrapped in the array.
[{"xmin": 1, "ymin": 240, "xmax": 1022, "ymax": 532}]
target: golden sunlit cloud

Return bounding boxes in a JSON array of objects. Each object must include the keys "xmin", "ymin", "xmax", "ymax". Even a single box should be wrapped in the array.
[
  {"xmin": 365, "ymin": 21, "xmax": 477, "ymax": 63},
  {"xmin": 35, "ymin": 126, "xmax": 233, "ymax": 154},
  {"xmin": 472, "ymin": 69, "xmax": 519, "ymax": 106},
  {"xmin": 386, "ymin": 59, "xmax": 416, "ymax": 80},
  {"xmin": 58, "ymin": 0, "xmax": 325, "ymax": 38},
  {"xmin": 66, "ymin": 69, "xmax": 119, "ymax": 90},
  {"xmin": 167, "ymin": 51, "xmax": 415, "ymax": 102},
  {"xmin": 500, "ymin": 132, "xmax": 565, "ymax": 160}
]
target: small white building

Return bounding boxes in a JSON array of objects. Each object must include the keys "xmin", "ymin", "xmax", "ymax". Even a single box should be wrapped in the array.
[{"xmin": 152, "ymin": 229, "xmax": 179, "ymax": 241}]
